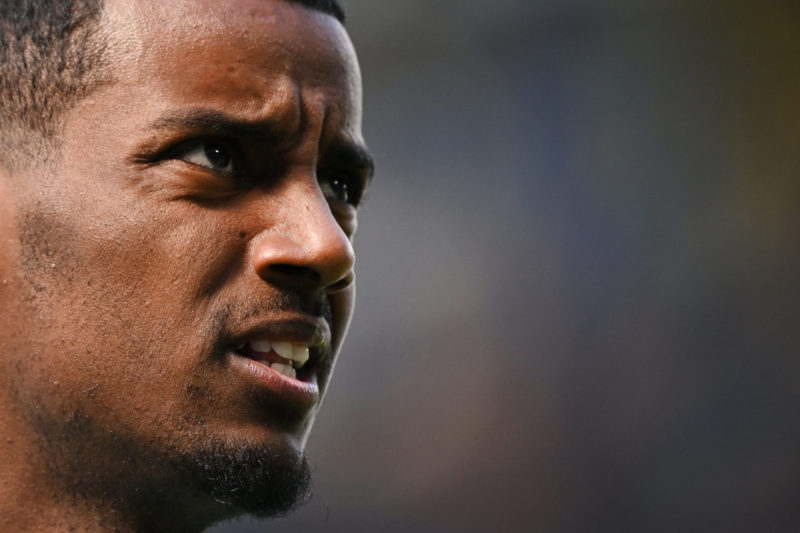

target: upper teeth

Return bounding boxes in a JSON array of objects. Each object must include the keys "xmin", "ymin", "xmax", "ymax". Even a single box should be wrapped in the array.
[{"xmin": 247, "ymin": 340, "xmax": 310, "ymax": 368}]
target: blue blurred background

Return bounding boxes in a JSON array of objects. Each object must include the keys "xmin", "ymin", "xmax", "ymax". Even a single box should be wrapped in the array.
[{"xmin": 215, "ymin": 1, "xmax": 800, "ymax": 531}]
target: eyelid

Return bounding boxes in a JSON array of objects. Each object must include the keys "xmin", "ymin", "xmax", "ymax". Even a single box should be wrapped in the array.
[
  {"xmin": 161, "ymin": 137, "xmax": 245, "ymax": 175},
  {"xmin": 318, "ymin": 167, "xmax": 369, "ymax": 208},
  {"xmin": 176, "ymin": 140, "xmax": 233, "ymax": 173},
  {"xmin": 327, "ymin": 200, "xmax": 358, "ymax": 236}
]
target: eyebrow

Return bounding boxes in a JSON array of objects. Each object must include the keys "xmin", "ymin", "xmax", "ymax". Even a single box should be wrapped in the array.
[
  {"xmin": 148, "ymin": 108, "xmax": 374, "ymax": 180},
  {"xmin": 150, "ymin": 108, "xmax": 293, "ymax": 148},
  {"xmin": 324, "ymin": 139, "xmax": 376, "ymax": 184}
]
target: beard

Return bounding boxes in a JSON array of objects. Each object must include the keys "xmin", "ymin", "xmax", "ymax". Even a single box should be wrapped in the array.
[
  {"xmin": 22, "ymin": 405, "xmax": 314, "ymax": 529},
  {"xmin": 10, "ymin": 218, "xmax": 323, "ymax": 525},
  {"xmin": 22, "ymin": 399, "xmax": 315, "ymax": 522},
  {"xmin": 172, "ymin": 437, "xmax": 312, "ymax": 519}
]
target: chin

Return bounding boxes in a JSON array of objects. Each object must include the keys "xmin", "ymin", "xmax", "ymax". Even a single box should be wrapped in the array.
[{"xmin": 173, "ymin": 436, "xmax": 313, "ymax": 519}]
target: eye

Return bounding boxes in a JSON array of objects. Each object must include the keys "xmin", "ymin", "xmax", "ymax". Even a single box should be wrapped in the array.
[
  {"xmin": 178, "ymin": 141, "xmax": 234, "ymax": 173},
  {"xmin": 320, "ymin": 176, "xmax": 349, "ymax": 203},
  {"xmin": 319, "ymin": 173, "xmax": 361, "ymax": 207}
]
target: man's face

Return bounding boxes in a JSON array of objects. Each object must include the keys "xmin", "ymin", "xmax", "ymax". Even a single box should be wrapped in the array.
[{"xmin": 0, "ymin": 0, "xmax": 369, "ymax": 519}]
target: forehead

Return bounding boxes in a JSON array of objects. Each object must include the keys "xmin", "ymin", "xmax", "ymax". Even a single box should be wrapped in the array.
[{"xmin": 100, "ymin": 0, "xmax": 361, "ymax": 130}]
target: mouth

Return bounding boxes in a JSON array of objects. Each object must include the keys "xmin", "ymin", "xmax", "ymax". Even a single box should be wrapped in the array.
[
  {"xmin": 225, "ymin": 321, "xmax": 331, "ymax": 409},
  {"xmin": 234, "ymin": 339, "xmax": 318, "ymax": 381}
]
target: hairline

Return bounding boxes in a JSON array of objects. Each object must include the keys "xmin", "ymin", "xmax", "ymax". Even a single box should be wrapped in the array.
[{"xmin": 0, "ymin": 0, "xmax": 346, "ymax": 172}]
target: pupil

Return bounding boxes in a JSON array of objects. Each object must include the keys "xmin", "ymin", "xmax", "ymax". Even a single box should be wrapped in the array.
[
  {"xmin": 333, "ymin": 179, "xmax": 349, "ymax": 201},
  {"xmin": 204, "ymin": 143, "xmax": 229, "ymax": 169}
]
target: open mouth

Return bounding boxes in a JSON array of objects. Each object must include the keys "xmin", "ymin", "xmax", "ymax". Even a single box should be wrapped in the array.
[{"xmin": 235, "ymin": 340, "xmax": 315, "ymax": 381}]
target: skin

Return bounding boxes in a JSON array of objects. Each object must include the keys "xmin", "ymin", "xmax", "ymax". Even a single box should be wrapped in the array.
[{"xmin": 0, "ymin": 0, "xmax": 371, "ymax": 531}]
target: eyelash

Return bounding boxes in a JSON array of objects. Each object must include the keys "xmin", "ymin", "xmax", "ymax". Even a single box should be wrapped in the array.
[
  {"xmin": 176, "ymin": 140, "xmax": 236, "ymax": 174},
  {"xmin": 318, "ymin": 171, "xmax": 364, "ymax": 207},
  {"xmin": 170, "ymin": 139, "xmax": 365, "ymax": 207}
]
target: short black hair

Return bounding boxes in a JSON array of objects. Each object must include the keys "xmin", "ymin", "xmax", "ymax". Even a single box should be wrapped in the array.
[
  {"xmin": 0, "ymin": 0, "xmax": 345, "ymax": 169},
  {"xmin": 0, "ymin": 0, "xmax": 107, "ymax": 167}
]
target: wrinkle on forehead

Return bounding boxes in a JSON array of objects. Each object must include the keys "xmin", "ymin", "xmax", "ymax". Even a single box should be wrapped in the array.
[
  {"xmin": 101, "ymin": 0, "xmax": 360, "ymax": 120},
  {"xmin": 102, "ymin": 0, "xmax": 353, "ymax": 67}
]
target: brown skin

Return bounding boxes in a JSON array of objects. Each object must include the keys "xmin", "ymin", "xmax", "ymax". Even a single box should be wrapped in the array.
[{"xmin": 0, "ymin": 0, "xmax": 371, "ymax": 531}]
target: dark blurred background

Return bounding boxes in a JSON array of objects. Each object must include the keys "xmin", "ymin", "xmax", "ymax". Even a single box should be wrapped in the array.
[{"xmin": 214, "ymin": 1, "xmax": 800, "ymax": 531}]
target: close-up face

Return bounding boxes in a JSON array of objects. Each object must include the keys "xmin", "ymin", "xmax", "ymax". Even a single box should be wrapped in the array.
[{"xmin": 0, "ymin": 0, "xmax": 370, "ymax": 520}]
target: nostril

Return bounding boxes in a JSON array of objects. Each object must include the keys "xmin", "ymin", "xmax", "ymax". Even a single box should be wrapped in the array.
[
  {"xmin": 326, "ymin": 271, "xmax": 354, "ymax": 293},
  {"xmin": 249, "ymin": 216, "xmax": 355, "ymax": 292},
  {"xmin": 267, "ymin": 264, "xmax": 321, "ymax": 288}
]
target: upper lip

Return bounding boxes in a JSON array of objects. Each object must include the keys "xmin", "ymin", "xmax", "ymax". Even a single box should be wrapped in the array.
[{"xmin": 228, "ymin": 317, "xmax": 331, "ymax": 362}]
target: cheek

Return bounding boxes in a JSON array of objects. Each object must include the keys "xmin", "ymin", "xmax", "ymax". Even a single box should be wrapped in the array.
[{"xmin": 7, "ymin": 197, "xmax": 239, "ymax": 426}]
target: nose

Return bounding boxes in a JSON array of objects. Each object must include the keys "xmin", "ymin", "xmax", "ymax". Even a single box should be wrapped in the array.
[{"xmin": 251, "ymin": 185, "xmax": 355, "ymax": 294}]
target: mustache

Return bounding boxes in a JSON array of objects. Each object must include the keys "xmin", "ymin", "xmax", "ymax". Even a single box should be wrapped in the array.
[
  {"xmin": 207, "ymin": 291, "xmax": 332, "ymax": 354},
  {"xmin": 217, "ymin": 291, "xmax": 323, "ymax": 320}
]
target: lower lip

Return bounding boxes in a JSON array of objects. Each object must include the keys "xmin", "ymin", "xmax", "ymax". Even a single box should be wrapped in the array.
[{"xmin": 228, "ymin": 352, "xmax": 320, "ymax": 408}]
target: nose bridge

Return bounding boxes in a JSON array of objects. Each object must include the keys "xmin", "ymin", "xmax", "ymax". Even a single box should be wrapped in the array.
[{"xmin": 251, "ymin": 177, "xmax": 354, "ymax": 293}]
